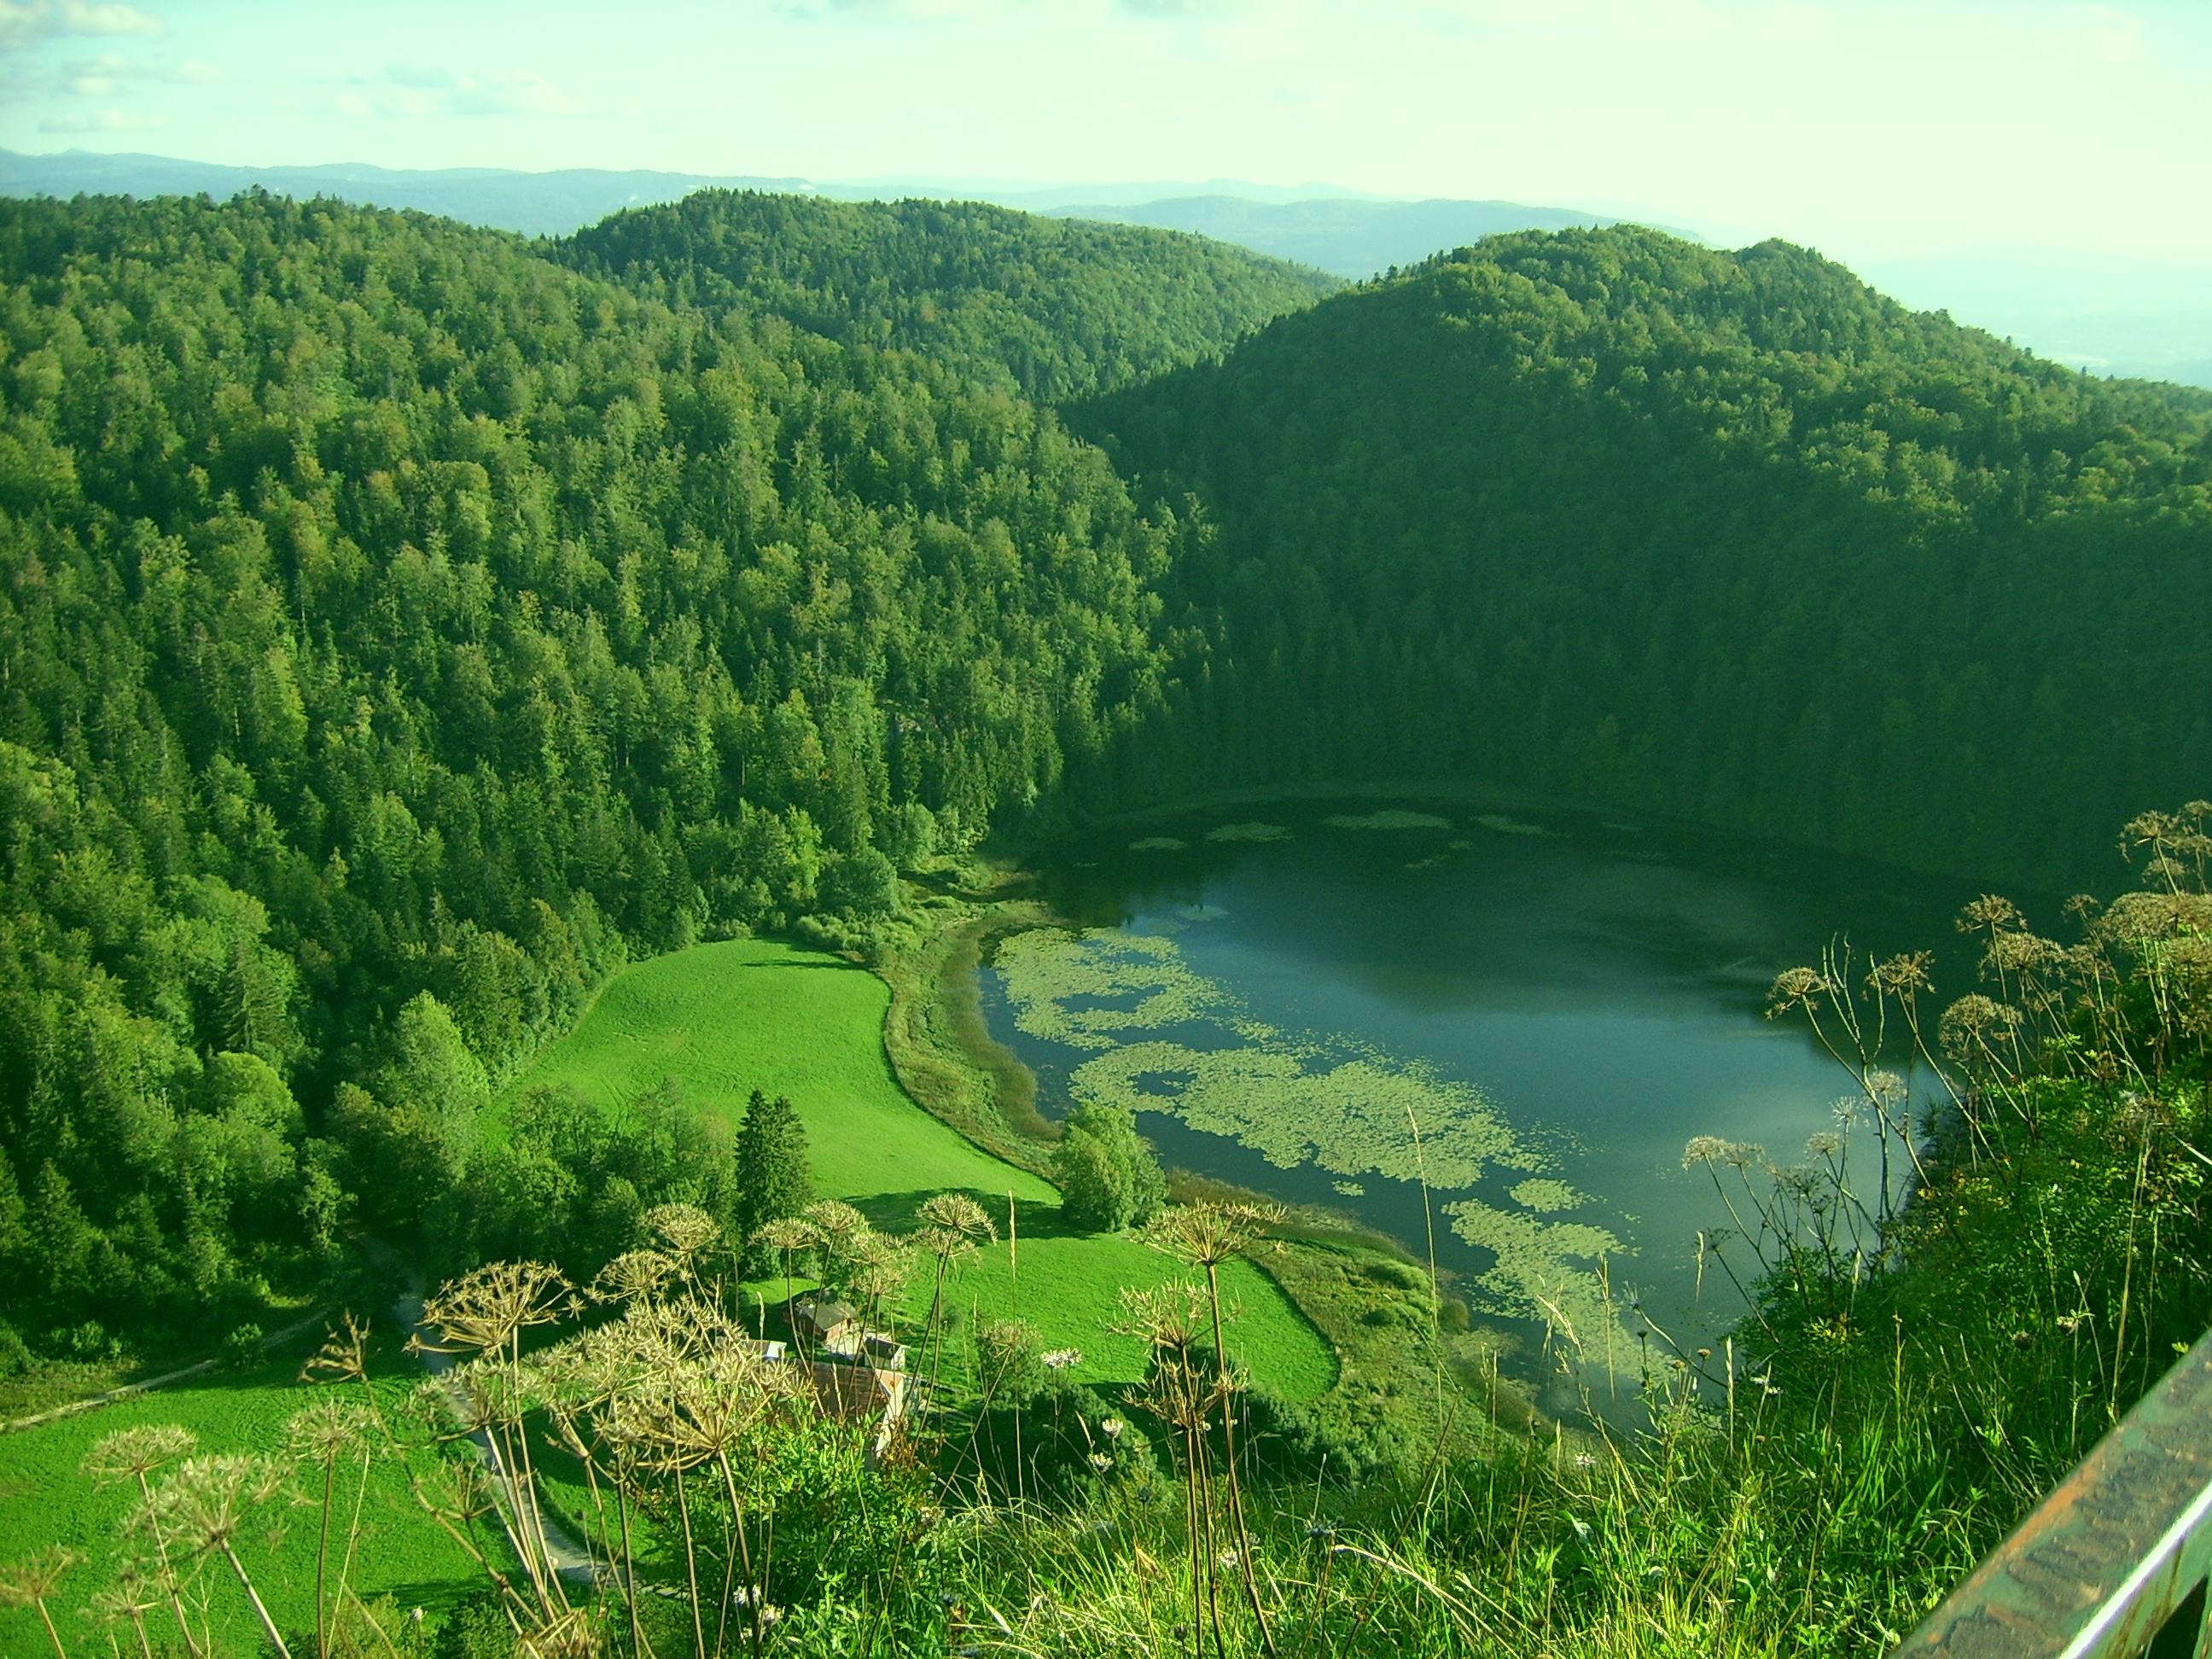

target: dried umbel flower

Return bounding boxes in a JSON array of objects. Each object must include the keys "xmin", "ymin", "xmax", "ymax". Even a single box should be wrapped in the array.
[
  {"xmin": 602, "ymin": 1345, "xmax": 796, "ymax": 1475},
  {"xmin": 1113, "ymin": 1282, "xmax": 1208, "ymax": 1351},
  {"xmin": 417, "ymin": 1260, "xmax": 573, "ymax": 1358},
  {"xmin": 135, "ymin": 1455, "xmax": 288, "ymax": 1557},
  {"xmin": 1766, "ymin": 966, "xmax": 1830, "ymax": 1018},
  {"xmin": 0, "ymin": 1546, "xmax": 81, "ymax": 1607},
  {"xmin": 1144, "ymin": 1201, "xmax": 1286, "ymax": 1269},
  {"xmin": 917, "ymin": 1191, "xmax": 998, "ymax": 1243},
  {"xmin": 301, "ymin": 1313, "xmax": 374, "ymax": 1386},
  {"xmin": 593, "ymin": 1249, "xmax": 680, "ymax": 1307},
  {"xmin": 0, "ymin": 1544, "xmax": 81, "ymax": 1656},
  {"xmin": 81, "ymin": 1423, "xmax": 198, "ymax": 1487},
  {"xmin": 1681, "ymin": 1137, "xmax": 1761, "ymax": 1170},
  {"xmin": 1939, "ymin": 994, "xmax": 2023, "ymax": 1068},
  {"xmin": 643, "ymin": 1202, "xmax": 721, "ymax": 1260},
  {"xmin": 752, "ymin": 1216, "xmax": 819, "ymax": 1256},
  {"xmin": 1959, "ymin": 894, "xmax": 2025, "ymax": 935},
  {"xmin": 1869, "ymin": 952, "xmax": 1935, "ymax": 997},
  {"xmin": 1864, "ymin": 1069, "xmax": 1910, "ymax": 1109},
  {"xmin": 282, "ymin": 1398, "xmax": 376, "ymax": 1464},
  {"xmin": 802, "ymin": 1200, "xmax": 870, "ymax": 1243}
]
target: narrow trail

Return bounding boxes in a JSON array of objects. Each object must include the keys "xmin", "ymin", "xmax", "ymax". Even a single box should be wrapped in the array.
[
  {"xmin": 1, "ymin": 1308, "xmax": 332, "ymax": 1436},
  {"xmin": 393, "ymin": 1296, "xmax": 604, "ymax": 1588}
]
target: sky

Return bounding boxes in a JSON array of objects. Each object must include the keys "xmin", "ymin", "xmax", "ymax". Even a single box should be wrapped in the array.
[{"xmin": 2, "ymin": 0, "xmax": 2210, "ymax": 265}]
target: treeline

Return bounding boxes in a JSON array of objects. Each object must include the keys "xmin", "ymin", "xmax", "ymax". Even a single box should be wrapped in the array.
[
  {"xmin": 0, "ymin": 190, "xmax": 1314, "ymax": 1349},
  {"xmin": 561, "ymin": 190, "xmax": 1337, "ymax": 405},
  {"xmin": 9, "ymin": 190, "xmax": 2212, "ymax": 1363},
  {"xmin": 1082, "ymin": 226, "xmax": 2212, "ymax": 890}
]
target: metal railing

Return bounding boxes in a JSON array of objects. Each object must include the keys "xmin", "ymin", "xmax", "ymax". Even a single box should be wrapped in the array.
[{"xmin": 1895, "ymin": 1329, "xmax": 2212, "ymax": 1658}]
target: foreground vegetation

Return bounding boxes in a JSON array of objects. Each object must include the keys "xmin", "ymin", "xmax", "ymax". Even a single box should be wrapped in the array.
[
  {"xmin": 5, "ymin": 808, "xmax": 2208, "ymax": 1656},
  {"xmin": 3, "ymin": 183, "xmax": 2211, "ymax": 1656}
]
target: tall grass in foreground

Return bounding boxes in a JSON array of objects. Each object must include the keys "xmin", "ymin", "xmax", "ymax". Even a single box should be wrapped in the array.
[{"xmin": 10, "ymin": 810, "xmax": 2210, "ymax": 1656}]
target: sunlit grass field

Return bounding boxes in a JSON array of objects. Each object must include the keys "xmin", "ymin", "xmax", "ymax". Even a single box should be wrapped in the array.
[
  {"xmin": 506, "ymin": 937, "xmax": 1336, "ymax": 1396},
  {"xmin": 0, "ymin": 1330, "xmax": 485, "ymax": 1656}
]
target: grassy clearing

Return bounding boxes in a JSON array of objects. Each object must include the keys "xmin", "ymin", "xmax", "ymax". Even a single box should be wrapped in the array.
[
  {"xmin": 505, "ymin": 937, "xmax": 1055, "ymax": 1206},
  {"xmin": 504, "ymin": 935, "xmax": 1336, "ymax": 1400},
  {"xmin": 0, "ymin": 1329, "xmax": 483, "ymax": 1656}
]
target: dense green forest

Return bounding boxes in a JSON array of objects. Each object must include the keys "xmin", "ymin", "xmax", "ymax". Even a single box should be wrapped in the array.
[
  {"xmin": 0, "ymin": 190, "xmax": 1321, "ymax": 1347},
  {"xmin": 1085, "ymin": 226, "xmax": 2212, "ymax": 890},
  {"xmin": 561, "ymin": 190, "xmax": 1336, "ymax": 404},
  {"xmin": 3, "ymin": 187, "xmax": 2212, "ymax": 1658}
]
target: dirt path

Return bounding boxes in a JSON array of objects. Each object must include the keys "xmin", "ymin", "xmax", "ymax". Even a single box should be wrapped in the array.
[{"xmin": 393, "ymin": 1296, "xmax": 603, "ymax": 1589}]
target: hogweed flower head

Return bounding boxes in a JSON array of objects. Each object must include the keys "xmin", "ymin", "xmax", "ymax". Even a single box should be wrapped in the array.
[
  {"xmin": 643, "ymin": 1202, "xmax": 721, "ymax": 1260},
  {"xmin": 0, "ymin": 1545, "xmax": 80, "ymax": 1609},
  {"xmin": 1144, "ymin": 1201, "xmax": 1286, "ymax": 1269},
  {"xmin": 917, "ymin": 1191, "xmax": 997, "ymax": 1243},
  {"xmin": 593, "ymin": 1249, "xmax": 679, "ymax": 1307},
  {"xmin": 81, "ymin": 1423, "xmax": 197, "ymax": 1487},
  {"xmin": 282, "ymin": 1398, "xmax": 375, "ymax": 1464},
  {"xmin": 417, "ymin": 1260, "xmax": 572, "ymax": 1357},
  {"xmin": 1766, "ymin": 967, "xmax": 1829, "ymax": 1018}
]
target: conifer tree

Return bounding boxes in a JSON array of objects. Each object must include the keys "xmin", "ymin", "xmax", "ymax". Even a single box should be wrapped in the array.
[{"xmin": 733, "ymin": 1090, "xmax": 813, "ymax": 1271}]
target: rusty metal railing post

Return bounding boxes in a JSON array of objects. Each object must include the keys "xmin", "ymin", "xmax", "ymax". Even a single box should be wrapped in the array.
[{"xmin": 1895, "ymin": 1329, "xmax": 2212, "ymax": 1658}]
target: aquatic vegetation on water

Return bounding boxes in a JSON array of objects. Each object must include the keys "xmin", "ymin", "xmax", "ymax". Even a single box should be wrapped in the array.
[
  {"xmin": 1324, "ymin": 810, "xmax": 1451, "ymax": 830},
  {"xmin": 1447, "ymin": 1198, "xmax": 1633, "ymax": 1357},
  {"xmin": 996, "ymin": 926, "xmax": 1649, "ymax": 1373},
  {"xmin": 994, "ymin": 930, "xmax": 1229, "ymax": 1050},
  {"xmin": 1206, "ymin": 822, "xmax": 1292, "ymax": 841},
  {"xmin": 1508, "ymin": 1179, "xmax": 1585, "ymax": 1214},
  {"xmin": 1474, "ymin": 814, "xmax": 1550, "ymax": 836},
  {"xmin": 1071, "ymin": 1041, "xmax": 1533, "ymax": 1189},
  {"xmin": 1128, "ymin": 835, "xmax": 1189, "ymax": 851}
]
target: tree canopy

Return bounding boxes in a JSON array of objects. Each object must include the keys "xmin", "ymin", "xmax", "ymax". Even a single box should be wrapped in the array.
[{"xmin": 1083, "ymin": 226, "xmax": 2212, "ymax": 889}]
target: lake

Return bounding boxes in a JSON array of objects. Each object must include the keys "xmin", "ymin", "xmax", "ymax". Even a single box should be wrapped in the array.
[{"xmin": 977, "ymin": 799, "xmax": 1995, "ymax": 1396}]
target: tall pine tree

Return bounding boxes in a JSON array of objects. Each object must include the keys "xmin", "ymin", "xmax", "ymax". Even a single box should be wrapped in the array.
[{"xmin": 733, "ymin": 1090, "xmax": 813, "ymax": 1269}]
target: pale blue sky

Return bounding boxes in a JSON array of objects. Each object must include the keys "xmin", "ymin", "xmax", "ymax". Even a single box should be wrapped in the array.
[{"xmin": 3, "ymin": 0, "xmax": 2209, "ymax": 264}]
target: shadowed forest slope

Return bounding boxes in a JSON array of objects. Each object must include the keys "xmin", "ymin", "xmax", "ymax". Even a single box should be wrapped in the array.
[{"xmin": 1081, "ymin": 226, "xmax": 2212, "ymax": 891}]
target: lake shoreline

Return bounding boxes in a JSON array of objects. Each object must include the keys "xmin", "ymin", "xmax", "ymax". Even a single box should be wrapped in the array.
[{"xmin": 871, "ymin": 854, "xmax": 1551, "ymax": 1454}]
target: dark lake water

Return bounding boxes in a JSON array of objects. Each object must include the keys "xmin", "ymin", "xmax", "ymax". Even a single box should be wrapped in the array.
[{"xmin": 977, "ymin": 799, "xmax": 1997, "ymax": 1388}]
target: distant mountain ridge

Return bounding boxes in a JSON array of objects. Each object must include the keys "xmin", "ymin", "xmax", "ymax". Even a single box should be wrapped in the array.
[
  {"xmin": 1047, "ymin": 195, "xmax": 1699, "ymax": 279},
  {"xmin": 0, "ymin": 148, "xmax": 810, "ymax": 237},
  {"xmin": 5, "ymin": 148, "xmax": 2209, "ymax": 387}
]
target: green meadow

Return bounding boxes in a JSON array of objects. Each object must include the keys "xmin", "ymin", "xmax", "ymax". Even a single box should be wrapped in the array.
[
  {"xmin": 0, "ymin": 1334, "xmax": 484, "ymax": 1656},
  {"xmin": 509, "ymin": 938, "xmax": 1334, "ymax": 1400},
  {"xmin": 0, "ymin": 937, "xmax": 1335, "ymax": 1652}
]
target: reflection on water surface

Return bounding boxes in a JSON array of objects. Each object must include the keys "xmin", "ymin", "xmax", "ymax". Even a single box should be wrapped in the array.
[{"xmin": 979, "ymin": 803, "xmax": 1985, "ymax": 1382}]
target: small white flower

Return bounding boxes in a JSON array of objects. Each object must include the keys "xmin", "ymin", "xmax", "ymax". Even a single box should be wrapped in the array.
[
  {"xmin": 1040, "ymin": 1348, "xmax": 1083, "ymax": 1371},
  {"xmin": 1088, "ymin": 1452, "xmax": 1114, "ymax": 1470}
]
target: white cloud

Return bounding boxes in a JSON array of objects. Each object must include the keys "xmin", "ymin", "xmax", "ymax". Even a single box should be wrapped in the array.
[
  {"xmin": 38, "ymin": 103, "xmax": 166, "ymax": 130},
  {"xmin": 0, "ymin": 0, "xmax": 162, "ymax": 50},
  {"xmin": 332, "ymin": 62, "xmax": 585, "ymax": 119}
]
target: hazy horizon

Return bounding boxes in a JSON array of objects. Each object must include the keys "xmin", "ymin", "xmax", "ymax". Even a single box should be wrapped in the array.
[{"xmin": 2, "ymin": 1, "xmax": 2209, "ymax": 271}]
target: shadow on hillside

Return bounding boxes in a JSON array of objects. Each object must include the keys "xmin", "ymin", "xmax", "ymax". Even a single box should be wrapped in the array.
[{"xmin": 852, "ymin": 1189, "xmax": 1085, "ymax": 1240}]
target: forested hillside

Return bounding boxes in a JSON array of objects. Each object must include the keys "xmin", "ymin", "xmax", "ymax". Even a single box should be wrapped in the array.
[
  {"xmin": 0, "ymin": 191, "xmax": 1195, "ymax": 1342},
  {"xmin": 6, "ymin": 193, "xmax": 2212, "ymax": 1363},
  {"xmin": 1083, "ymin": 226, "xmax": 2212, "ymax": 889},
  {"xmin": 562, "ymin": 190, "xmax": 1337, "ymax": 403}
]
